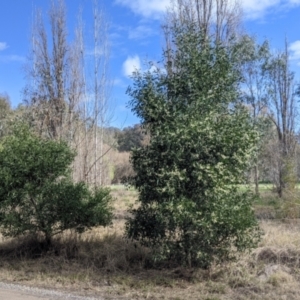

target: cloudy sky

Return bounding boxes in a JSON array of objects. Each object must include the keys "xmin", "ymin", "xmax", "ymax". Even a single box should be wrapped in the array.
[{"xmin": 1, "ymin": 0, "xmax": 300, "ymax": 127}]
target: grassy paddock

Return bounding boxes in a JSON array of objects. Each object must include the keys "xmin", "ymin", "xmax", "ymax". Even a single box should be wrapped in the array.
[
  {"xmin": 239, "ymin": 183, "xmax": 300, "ymax": 191},
  {"xmin": 0, "ymin": 186, "xmax": 300, "ymax": 299}
]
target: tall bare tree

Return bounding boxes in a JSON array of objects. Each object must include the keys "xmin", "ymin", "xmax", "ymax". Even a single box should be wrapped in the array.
[
  {"xmin": 73, "ymin": 1, "xmax": 112, "ymax": 186},
  {"xmin": 24, "ymin": 0, "xmax": 113, "ymax": 187},
  {"xmin": 237, "ymin": 36, "xmax": 271, "ymax": 195},
  {"xmin": 265, "ymin": 41, "xmax": 298, "ymax": 197},
  {"xmin": 163, "ymin": 0, "xmax": 242, "ymax": 75},
  {"xmin": 24, "ymin": 0, "xmax": 74, "ymax": 140},
  {"xmin": 91, "ymin": 1, "xmax": 111, "ymax": 186}
]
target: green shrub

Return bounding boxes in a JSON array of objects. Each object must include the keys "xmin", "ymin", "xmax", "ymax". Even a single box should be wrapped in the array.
[{"xmin": 0, "ymin": 125, "xmax": 112, "ymax": 247}]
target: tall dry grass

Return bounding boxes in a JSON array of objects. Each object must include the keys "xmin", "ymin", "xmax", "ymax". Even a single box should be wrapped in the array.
[{"xmin": 0, "ymin": 187, "xmax": 300, "ymax": 299}]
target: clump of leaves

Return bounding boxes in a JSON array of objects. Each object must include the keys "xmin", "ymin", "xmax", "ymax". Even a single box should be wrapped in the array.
[{"xmin": 0, "ymin": 125, "xmax": 112, "ymax": 247}]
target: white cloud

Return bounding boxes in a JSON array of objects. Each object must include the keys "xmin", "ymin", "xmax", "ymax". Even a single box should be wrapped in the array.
[
  {"xmin": 241, "ymin": 0, "xmax": 281, "ymax": 19},
  {"xmin": 0, "ymin": 42, "xmax": 8, "ymax": 51},
  {"xmin": 128, "ymin": 25, "xmax": 156, "ymax": 40},
  {"xmin": 112, "ymin": 78, "xmax": 127, "ymax": 87},
  {"xmin": 289, "ymin": 40, "xmax": 300, "ymax": 65},
  {"xmin": 241, "ymin": 0, "xmax": 300, "ymax": 19},
  {"xmin": 115, "ymin": 0, "xmax": 170, "ymax": 19},
  {"xmin": 115, "ymin": 0, "xmax": 300, "ymax": 20},
  {"xmin": 85, "ymin": 46, "xmax": 106, "ymax": 57},
  {"xmin": 122, "ymin": 55, "xmax": 141, "ymax": 77},
  {"xmin": 0, "ymin": 55, "xmax": 26, "ymax": 63}
]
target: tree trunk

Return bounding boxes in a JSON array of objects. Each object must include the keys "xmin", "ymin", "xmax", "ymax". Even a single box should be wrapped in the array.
[{"xmin": 254, "ymin": 165, "xmax": 259, "ymax": 196}]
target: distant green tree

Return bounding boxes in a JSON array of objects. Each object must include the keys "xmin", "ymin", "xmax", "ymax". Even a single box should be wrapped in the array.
[
  {"xmin": 126, "ymin": 23, "xmax": 261, "ymax": 268},
  {"xmin": 117, "ymin": 124, "xmax": 146, "ymax": 152},
  {"xmin": 0, "ymin": 125, "xmax": 112, "ymax": 247},
  {"xmin": 0, "ymin": 94, "xmax": 12, "ymax": 138}
]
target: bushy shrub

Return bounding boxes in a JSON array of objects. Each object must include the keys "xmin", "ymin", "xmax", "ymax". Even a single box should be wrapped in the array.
[{"xmin": 0, "ymin": 125, "xmax": 112, "ymax": 247}]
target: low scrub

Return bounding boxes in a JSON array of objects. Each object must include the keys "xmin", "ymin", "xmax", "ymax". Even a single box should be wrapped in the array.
[{"xmin": 0, "ymin": 125, "xmax": 113, "ymax": 247}]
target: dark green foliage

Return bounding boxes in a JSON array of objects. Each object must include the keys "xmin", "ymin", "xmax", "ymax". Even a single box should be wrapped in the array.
[
  {"xmin": 112, "ymin": 163, "xmax": 135, "ymax": 184},
  {"xmin": 117, "ymin": 124, "xmax": 146, "ymax": 152},
  {"xmin": 126, "ymin": 23, "xmax": 261, "ymax": 268},
  {"xmin": 0, "ymin": 125, "xmax": 112, "ymax": 246},
  {"xmin": 0, "ymin": 94, "xmax": 11, "ymax": 138}
]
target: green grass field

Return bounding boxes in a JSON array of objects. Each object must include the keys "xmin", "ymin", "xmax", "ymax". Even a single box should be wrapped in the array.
[{"xmin": 238, "ymin": 183, "xmax": 300, "ymax": 192}]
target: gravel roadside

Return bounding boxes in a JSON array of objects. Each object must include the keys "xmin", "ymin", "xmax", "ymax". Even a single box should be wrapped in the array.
[{"xmin": 0, "ymin": 282, "xmax": 105, "ymax": 300}]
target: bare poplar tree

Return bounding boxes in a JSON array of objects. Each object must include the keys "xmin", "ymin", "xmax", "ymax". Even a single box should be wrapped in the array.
[
  {"xmin": 24, "ymin": 0, "xmax": 113, "ymax": 187},
  {"xmin": 164, "ymin": 0, "xmax": 242, "ymax": 42},
  {"xmin": 74, "ymin": 1, "xmax": 112, "ymax": 186},
  {"xmin": 24, "ymin": 0, "xmax": 73, "ymax": 140},
  {"xmin": 91, "ymin": 1, "xmax": 111, "ymax": 186},
  {"xmin": 163, "ymin": 0, "xmax": 242, "ymax": 75},
  {"xmin": 238, "ymin": 36, "xmax": 271, "ymax": 195},
  {"xmin": 265, "ymin": 41, "xmax": 298, "ymax": 197}
]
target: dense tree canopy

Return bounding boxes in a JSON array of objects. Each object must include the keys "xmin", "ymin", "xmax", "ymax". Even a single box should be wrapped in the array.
[{"xmin": 126, "ymin": 22, "xmax": 261, "ymax": 268}]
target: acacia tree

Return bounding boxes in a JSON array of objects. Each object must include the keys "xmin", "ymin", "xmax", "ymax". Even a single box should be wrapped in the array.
[{"xmin": 126, "ymin": 22, "xmax": 260, "ymax": 268}]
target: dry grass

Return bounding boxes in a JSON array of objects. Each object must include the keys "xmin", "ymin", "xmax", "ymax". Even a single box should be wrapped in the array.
[{"xmin": 1, "ymin": 187, "xmax": 300, "ymax": 299}]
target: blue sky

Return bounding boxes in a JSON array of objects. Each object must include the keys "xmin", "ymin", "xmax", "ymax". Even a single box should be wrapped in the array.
[{"xmin": 1, "ymin": 0, "xmax": 300, "ymax": 127}]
